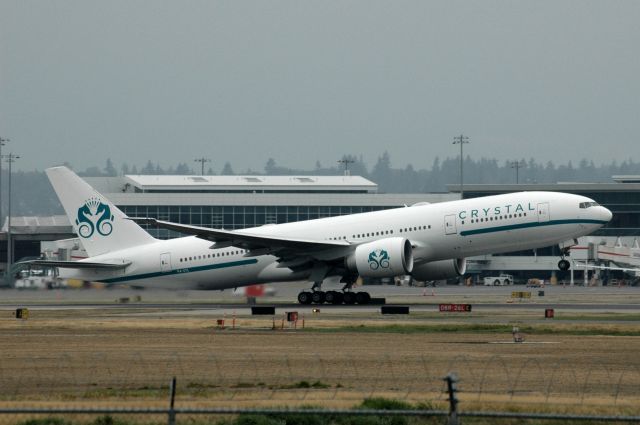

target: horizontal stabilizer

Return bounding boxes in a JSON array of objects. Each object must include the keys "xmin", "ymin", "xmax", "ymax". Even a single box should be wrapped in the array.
[{"xmin": 19, "ymin": 260, "xmax": 131, "ymax": 270}]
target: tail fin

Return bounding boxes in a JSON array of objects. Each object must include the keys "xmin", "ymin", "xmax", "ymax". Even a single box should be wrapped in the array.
[{"xmin": 46, "ymin": 166, "xmax": 156, "ymax": 257}]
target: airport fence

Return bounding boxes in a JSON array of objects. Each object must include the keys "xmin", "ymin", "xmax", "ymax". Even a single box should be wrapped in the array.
[{"xmin": 1, "ymin": 352, "xmax": 640, "ymax": 424}]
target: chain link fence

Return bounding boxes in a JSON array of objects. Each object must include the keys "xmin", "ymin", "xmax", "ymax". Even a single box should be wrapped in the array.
[{"xmin": 1, "ymin": 352, "xmax": 639, "ymax": 424}]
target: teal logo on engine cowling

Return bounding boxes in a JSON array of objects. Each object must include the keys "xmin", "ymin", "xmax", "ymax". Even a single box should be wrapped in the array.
[
  {"xmin": 368, "ymin": 249, "xmax": 390, "ymax": 270},
  {"xmin": 76, "ymin": 197, "xmax": 114, "ymax": 238}
]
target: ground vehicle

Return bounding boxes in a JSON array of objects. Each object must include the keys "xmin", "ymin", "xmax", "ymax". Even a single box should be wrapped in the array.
[
  {"xmin": 14, "ymin": 268, "xmax": 62, "ymax": 289},
  {"xmin": 526, "ymin": 278, "xmax": 545, "ymax": 287},
  {"xmin": 483, "ymin": 274, "xmax": 513, "ymax": 286}
]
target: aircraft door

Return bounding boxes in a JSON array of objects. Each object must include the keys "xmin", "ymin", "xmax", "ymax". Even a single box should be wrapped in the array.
[
  {"xmin": 160, "ymin": 252, "xmax": 172, "ymax": 272},
  {"xmin": 444, "ymin": 214, "xmax": 457, "ymax": 235},
  {"xmin": 537, "ymin": 202, "xmax": 550, "ymax": 223}
]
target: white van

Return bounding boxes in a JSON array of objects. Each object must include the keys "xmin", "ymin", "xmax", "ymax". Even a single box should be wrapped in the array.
[{"xmin": 483, "ymin": 274, "xmax": 513, "ymax": 286}]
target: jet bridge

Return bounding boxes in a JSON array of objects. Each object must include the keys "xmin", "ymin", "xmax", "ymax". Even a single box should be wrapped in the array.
[{"xmin": 572, "ymin": 236, "xmax": 640, "ymax": 280}]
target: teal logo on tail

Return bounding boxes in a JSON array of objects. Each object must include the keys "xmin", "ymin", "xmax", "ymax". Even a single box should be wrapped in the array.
[
  {"xmin": 76, "ymin": 197, "xmax": 114, "ymax": 238},
  {"xmin": 368, "ymin": 249, "xmax": 390, "ymax": 270}
]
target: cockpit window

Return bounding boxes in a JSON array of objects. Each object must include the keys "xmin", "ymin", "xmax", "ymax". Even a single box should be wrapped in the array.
[{"xmin": 579, "ymin": 201, "xmax": 600, "ymax": 209}]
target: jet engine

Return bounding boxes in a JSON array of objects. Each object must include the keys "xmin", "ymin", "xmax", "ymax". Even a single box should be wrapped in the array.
[
  {"xmin": 411, "ymin": 258, "xmax": 466, "ymax": 281},
  {"xmin": 346, "ymin": 237, "xmax": 413, "ymax": 278}
]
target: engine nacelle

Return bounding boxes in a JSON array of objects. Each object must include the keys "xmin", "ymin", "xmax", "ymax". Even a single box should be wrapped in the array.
[
  {"xmin": 346, "ymin": 237, "xmax": 413, "ymax": 278},
  {"xmin": 411, "ymin": 258, "xmax": 466, "ymax": 281}
]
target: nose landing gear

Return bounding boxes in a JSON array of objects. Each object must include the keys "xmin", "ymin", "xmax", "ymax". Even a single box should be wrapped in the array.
[{"xmin": 558, "ymin": 248, "xmax": 571, "ymax": 271}]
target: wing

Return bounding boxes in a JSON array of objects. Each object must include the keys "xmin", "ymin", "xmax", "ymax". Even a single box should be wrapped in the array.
[
  {"xmin": 127, "ymin": 217, "xmax": 351, "ymax": 259},
  {"xmin": 19, "ymin": 260, "xmax": 131, "ymax": 270}
]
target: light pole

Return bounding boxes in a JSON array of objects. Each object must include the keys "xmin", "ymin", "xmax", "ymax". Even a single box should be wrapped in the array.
[
  {"xmin": 510, "ymin": 160, "xmax": 526, "ymax": 184},
  {"xmin": 4, "ymin": 153, "xmax": 18, "ymax": 281},
  {"xmin": 337, "ymin": 158, "xmax": 355, "ymax": 176},
  {"xmin": 453, "ymin": 134, "xmax": 469, "ymax": 198},
  {"xmin": 194, "ymin": 157, "xmax": 211, "ymax": 176},
  {"xmin": 0, "ymin": 137, "xmax": 8, "ymax": 223}
]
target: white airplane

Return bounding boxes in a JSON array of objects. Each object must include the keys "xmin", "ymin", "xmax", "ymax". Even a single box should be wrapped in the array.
[{"xmin": 23, "ymin": 166, "xmax": 612, "ymax": 304}]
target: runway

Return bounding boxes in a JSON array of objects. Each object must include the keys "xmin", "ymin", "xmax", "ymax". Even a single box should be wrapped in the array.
[
  {"xmin": 1, "ymin": 283, "xmax": 639, "ymax": 314},
  {"xmin": 2, "ymin": 301, "xmax": 640, "ymax": 311}
]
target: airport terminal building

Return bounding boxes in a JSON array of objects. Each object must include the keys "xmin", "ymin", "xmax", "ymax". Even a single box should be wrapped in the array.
[
  {"xmin": 0, "ymin": 175, "xmax": 455, "ymax": 275},
  {"xmin": 3, "ymin": 174, "xmax": 640, "ymax": 285},
  {"xmin": 84, "ymin": 175, "xmax": 456, "ymax": 239}
]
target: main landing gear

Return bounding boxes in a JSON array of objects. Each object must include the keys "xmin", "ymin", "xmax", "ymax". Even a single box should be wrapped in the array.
[
  {"xmin": 297, "ymin": 290, "xmax": 372, "ymax": 305},
  {"xmin": 297, "ymin": 276, "xmax": 372, "ymax": 305},
  {"xmin": 558, "ymin": 248, "xmax": 571, "ymax": 271}
]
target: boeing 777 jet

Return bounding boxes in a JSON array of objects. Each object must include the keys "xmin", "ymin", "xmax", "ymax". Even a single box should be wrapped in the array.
[{"xmin": 23, "ymin": 166, "xmax": 612, "ymax": 304}]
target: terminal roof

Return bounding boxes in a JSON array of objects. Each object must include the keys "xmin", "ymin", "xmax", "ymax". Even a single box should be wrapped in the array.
[
  {"xmin": 612, "ymin": 175, "xmax": 640, "ymax": 183},
  {"xmin": 122, "ymin": 175, "xmax": 378, "ymax": 193},
  {"xmin": 2, "ymin": 215, "xmax": 72, "ymax": 234}
]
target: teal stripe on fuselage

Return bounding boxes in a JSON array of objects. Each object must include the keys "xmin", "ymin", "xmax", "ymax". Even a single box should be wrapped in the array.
[
  {"xmin": 101, "ymin": 258, "xmax": 259, "ymax": 284},
  {"xmin": 459, "ymin": 219, "xmax": 608, "ymax": 237}
]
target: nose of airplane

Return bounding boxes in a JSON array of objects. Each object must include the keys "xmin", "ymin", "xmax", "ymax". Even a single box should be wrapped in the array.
[{"xmin": 601, "ymin": 206, "xmax": 613, "ymax": 222}]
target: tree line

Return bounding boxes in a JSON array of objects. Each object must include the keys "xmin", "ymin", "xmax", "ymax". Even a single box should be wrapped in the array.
[{"xmin": 3, "ymin": 153, "xmax": 640, "ymax": 218}]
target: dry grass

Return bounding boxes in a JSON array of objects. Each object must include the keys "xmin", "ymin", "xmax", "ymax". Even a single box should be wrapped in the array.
[{"xmin": 1, "ymin": 308, "xmax": 639, "ymax": 416}]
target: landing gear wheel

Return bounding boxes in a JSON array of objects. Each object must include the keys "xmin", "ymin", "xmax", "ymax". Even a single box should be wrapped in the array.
[
  {"xmin": 325, "ymin": 291, "xmax": 343, "ymax": 305},
  {"xmin": 332, "ymin": 291, "xmax": 344, "ymax": 304},
  {"xmin": 324, "ymin": 291, "xmax": 335, "ymax": 304},
  {"xmin": 343, "ymin": 292, "xmax": 356, "ymax": 305},
  {"xmin": 558, "ymin": 259, "xmax": 571, "ymax": 271},
  {"xmin": 355, "ymin": 292, "xmax": 371, "ymax": 305},
  {"xmin": 311, "ymin": 291, "xmax": 326, "ymax": 304},
  {"xmin": 298, "ymin": 291, "xmax": 313, "ymax": 305}
]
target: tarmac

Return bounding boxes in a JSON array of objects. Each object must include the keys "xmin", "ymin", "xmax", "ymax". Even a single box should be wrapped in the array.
[{"xmin": 1, "ymin": 282, "xmax": 639, "ymax": 315}]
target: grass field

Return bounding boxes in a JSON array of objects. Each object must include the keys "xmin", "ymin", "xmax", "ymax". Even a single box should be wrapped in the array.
[{"xmin": 1, "ymin": 307, "xmax": 639, "ymax": 419}]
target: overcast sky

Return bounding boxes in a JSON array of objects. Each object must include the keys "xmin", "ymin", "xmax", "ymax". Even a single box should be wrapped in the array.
[{"xmin": 1, "ymin": 1, "xmax": 639, "ymax": 172}]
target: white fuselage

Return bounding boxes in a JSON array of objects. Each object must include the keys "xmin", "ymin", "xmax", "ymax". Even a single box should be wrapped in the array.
[{"xmin": 60, "ymin": 191, "xmax": 611, "ymax": 289}]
